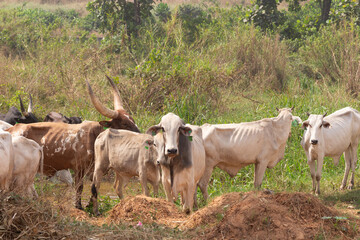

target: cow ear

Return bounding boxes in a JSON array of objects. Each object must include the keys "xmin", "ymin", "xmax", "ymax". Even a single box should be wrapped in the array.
[
  {"xmin": 302, "ymin": 121, "xmax": 309, "ymax": 129},
  {"xmin": 322, "ymin": 121, "xmax": 330, "ymax": 128},
  {"xmin": 179, "ymin": 126, "xmax": 192, "ymax": 136},
  {"xmin": 146, "ymin": 125, "xmax": 162, "ymax": 136},
  {"xmin": 99, "ymin": 121, "xmax": 111, "ymax": 128}
]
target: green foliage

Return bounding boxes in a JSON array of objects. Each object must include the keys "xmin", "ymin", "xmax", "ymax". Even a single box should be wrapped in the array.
[
  {"xmin": 242, "ymin": 0, "xmax": 285, "ymax": 32},
  {"xmin": 154, "ymin": 3, "xmax": 171, "ymax": 23},
  {"xmin": 86, "ymin": 0, "xmax": 155, "ymax": 36},
  {"xmin": 177, "ymin": 4, "xmax": 211, "ymax": 43},
  {"xmin": 330, "ymin": 0, "xmax": 360, "ymax": 25}
]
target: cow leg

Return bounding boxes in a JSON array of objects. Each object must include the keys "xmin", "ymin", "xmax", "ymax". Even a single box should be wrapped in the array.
[
  {"xmin": 308, "ymin": 159, "xmax": 317, "ymax": 194},
  {"xmin": 183, "ymin": 183, "xmax": 194, "ymax": 214},
  {"xmin": 341, "ymin": 149, "xmax": 351, "ymax": 190},
  {"xmin": 197, "ymin": 165, "xmax": 213, "ymax": 202},
  {"xmin": 348, "ymin": 144, "xmax": 358, "ymax": 189},
  {"xmin": 315, "ymin": 156, "xmax": 324, "ymax": 195},
  {"xmin": 74, "ymin": 170, "xmax": 85, "ymax": 210},
  {"xmin": 139, "ymin": 169, "xmax": 149, "ymax": 197},
  {"xmin": 254, "ymin": 161, "xmax": 268, "ymax": 188},
  {"xmin": 161, "ymin": 166, "xmax": 173, "ymax": 202},
  {"xmin": 91, "ymin": 167, "xmax": 105, "ymax": 216},
  {"xmin": 149, "ymin": 180, "xmax": 159, "ymax": 197},
  {"xmin": 114, "ymin": 173, "xmax": 130, "ymax": 199},
  {"xmin": 193, "ymin": 186, "xmax": 198, "ymax": 210},
  {"xmin": 30, "ymin": 184, "xmax": 38, "ymax": 199}
]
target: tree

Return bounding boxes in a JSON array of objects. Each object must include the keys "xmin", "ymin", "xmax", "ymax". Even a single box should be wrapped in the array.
[
  {"xmin": 87, "ymin": 0, "xmax": 155, "ymax": 36},
  {"xmin": 320, "ymin": 0, "xmax": 332, "ymax": 23}
]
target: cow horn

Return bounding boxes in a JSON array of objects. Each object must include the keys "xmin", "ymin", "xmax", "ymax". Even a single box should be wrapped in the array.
[
  {"xmin": 86, "ymin": 79, "xmax": 119, "ymax": 119},
  {"xmin": 105, "ymin": 75, "xmax": 124, "ymax": 111},
  {"xmin": 19, "ymin": 95, "xmax": 28, "ymax": 117},
  {"xmin": 323, "ymin": 112, "xmax": 327, "ymax": 118},
  {"xmin": 306, "ymin": 112, "xmax": 310, "ymax": 116},
  {"xmin": 27, "ymin": 93, "xmax": 33, "ymax": 113},
  {"xmin": 291, "ymin": 106, "xmax": 294, "ymax": 111}
]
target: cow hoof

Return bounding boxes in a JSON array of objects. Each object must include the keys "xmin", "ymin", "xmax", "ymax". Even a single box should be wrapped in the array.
[
  {"xmin": 347, "ymin": 185, "xmax": 353, "ymax": 190},
  {"xmin": 340, "ymin": 185, "xmax": 346, "ymax": 190}
]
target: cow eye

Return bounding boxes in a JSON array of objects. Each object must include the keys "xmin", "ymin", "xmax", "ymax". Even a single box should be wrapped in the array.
[
  {"xmin": 153, "ymin": 143, "xmax": 157, "ymax": 147},
  {"xmin": 309, "ymin": 124, "xmax": 312, "ymax": 128},
  {"xmin": 319, "ymin": 124, "xmax": 322, "ymax": 128}
]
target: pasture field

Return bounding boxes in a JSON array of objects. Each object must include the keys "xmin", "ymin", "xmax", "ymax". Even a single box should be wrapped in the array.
[{"xmin": 0, "ymin": 0, "xmax": 360, "ymax": 239}]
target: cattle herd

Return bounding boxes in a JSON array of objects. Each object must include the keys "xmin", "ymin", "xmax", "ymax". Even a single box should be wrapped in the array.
[{"xmin": 1, "ymin": 76, "xmax": 360, "ymax": 216}]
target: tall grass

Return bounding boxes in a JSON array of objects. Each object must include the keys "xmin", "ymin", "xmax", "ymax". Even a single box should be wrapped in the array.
[{"xmin": 0, "ymin": 2, "xmax": 360, "ymax": 214}]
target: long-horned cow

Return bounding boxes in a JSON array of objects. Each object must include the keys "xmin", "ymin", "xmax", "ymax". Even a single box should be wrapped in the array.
[
  {"xmin": 198, "ymin": 108, "xmax": 301, "ymax": 201},
  {"xmin": 301, "ymin": 107, "xmax": 360, "ymax": 195},
  {"xmin": 147, "ymin": 114, "xmax": 205, "ymax": 213},
  {"xmin": 91, "ymin": 129, "xmax": 160, "ymax": 215},
  {"xmin": 0, "ymin": 94, "xmax": 39, "ymax": 125},
  {"xmin": 6, "ymin": 76, "xmax": 140, "ymax": 209}
]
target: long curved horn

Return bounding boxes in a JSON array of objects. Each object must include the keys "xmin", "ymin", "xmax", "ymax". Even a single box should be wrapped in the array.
[
  {"xmin": 19, "ymin": 95, "xmax": 28, "ymax": 117},
  {"xmin": 105, "ymin": 75, "xmax": 124, "ymax": 111},
  {"xmin": 86, "ymin": 79, "xmax": 119, "ymax": 119},
  {"xmin": 323, "ymin": 112, "xmax": 327, "ymax": 118},
  {"xmin": 27, "ymin": 93, "xmax": 33, "ymax": 113}
]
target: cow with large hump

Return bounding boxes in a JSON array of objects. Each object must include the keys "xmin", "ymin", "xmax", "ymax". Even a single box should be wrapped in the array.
[
  {"xmin": 6, "ymin": 75, "xmax": 140, "ymax": 209},
  {"xmin": 301, "ymin": 107, "xmax": 360, "ymax": 195},
  {"xmin": 197, "ymin": 108, "xmax": 301, "ymax": 201},
  {"xmin": 0, "ymin": 94, "xmax": 39, "ymax": 125},
  {"xmin": 91, "ymin": 129, "xmax": 160, "ymax": 215},
  {"xmin": 147, "ymin": 114, "xmax": 206, "ymax": 213},
  {"xmin": 0, "ymin": 129, "xmax": 14, "ymax": 191}
]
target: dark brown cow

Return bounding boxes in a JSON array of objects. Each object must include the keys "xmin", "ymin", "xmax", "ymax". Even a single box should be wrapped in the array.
[{"xmin": 7, "ymin": 76, "xmax": 139, "ymax": 209}]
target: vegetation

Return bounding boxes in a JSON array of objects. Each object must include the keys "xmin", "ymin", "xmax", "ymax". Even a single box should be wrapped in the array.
[{"xmin": 0, "ymin": 0, "xmax": 360, "ymax": 236}]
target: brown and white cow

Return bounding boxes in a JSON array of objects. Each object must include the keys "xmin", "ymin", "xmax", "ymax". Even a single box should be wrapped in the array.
[
  {"xmin": 10, "ymin": 136, "xmax": 43, "ymax": 198},
  {"xmin": 0, "ymin": 129, "xmax": 14, "ymax": 191},
  {"xmin": 198, "ymin": 108, "xmax": 301, "ymax": 201},
  {"xmin": 147, "ymin": 114, "xmax": 205, "ymax": 213},
  {"xmin": 7, "ymin": 75, "xmax": 140, "ymax": 209},
  {"xmin": 301, "ymin": 107, "xmax": 360, "ymax": 195},
  {"xmin": 91, "ymin": 129, "xmax": 160, "ymax": 215}
]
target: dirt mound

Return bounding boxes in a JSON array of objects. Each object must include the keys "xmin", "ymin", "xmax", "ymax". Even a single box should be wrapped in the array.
[
  {"xmin": 180, "ymin": 192, "xmax": 243, "ymax": 229},
  {"xmin": 205, "ymin": 192, "xmax": 358, "ymax": 240},
  {"xmin": 107, "ymin": 195, "xmax": 186, "ymax": 227}
]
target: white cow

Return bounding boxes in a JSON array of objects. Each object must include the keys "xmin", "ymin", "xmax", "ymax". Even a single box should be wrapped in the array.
[
  {"xmin": 0, "ymin": 129, "xmax": 14, "ymax": 191},
  {"xmin": 0, "ymin": 120, "xmax": 12, "ymax": 131},
  {"xmin": 148, "ymin": 114, "xmax": 205, "ymax": 213},
  {"xmin": 198, "ymin": 108, "xmax": 300, "ymax": 200},
  {"xmin": 11, "ymin": 136, "xmax": 43, "ymax": 198},
  {"xmin": 91, "ymin": 129, "xmax": 160, "ymax": 215},
  {"xmin": 301, "ymin": 107, "xmax": 360, "ymax": 195}
]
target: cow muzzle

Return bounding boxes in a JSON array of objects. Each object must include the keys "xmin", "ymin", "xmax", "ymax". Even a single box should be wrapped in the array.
[
  {"xmin": 311, "ymin": 139, "xmax": 318, "ymax": 145},
  {"xmin": 167, "ymin": 148, "xmax": 178, "ymax": 157}
]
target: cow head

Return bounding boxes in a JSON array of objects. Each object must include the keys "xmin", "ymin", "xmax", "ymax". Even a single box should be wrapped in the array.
[
  {"xmin": 302, "ymin": 113, "xmax": 330, "ymax": 146},
  {"xmin": 153, "ymin": 132, "xmax": 167, "ymax": 165},
  {"xmin": 17, "ymin": 94, "xmax": 39, "ymax": 123},
  {"xmin": 86, "ymin": 75, "xmax": 140, "ymax": 132},
  {"xmin": 146, "ymin": 113, "xmax": 192, "ymax": 158}
]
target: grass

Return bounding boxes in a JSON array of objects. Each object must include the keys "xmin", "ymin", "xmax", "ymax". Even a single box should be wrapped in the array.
[{"xmin": 0, "ymin": 0, "xmax": 360, "ymax": 237}]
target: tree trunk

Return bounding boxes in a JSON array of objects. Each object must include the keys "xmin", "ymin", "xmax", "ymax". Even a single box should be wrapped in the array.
[
  {"xmin": 321, "ymin": 0, "xmax": 332, "ymax": 23},
  {"xmin": 134, "ymin": 0, "xmax": 140, "ymax": 26}
]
